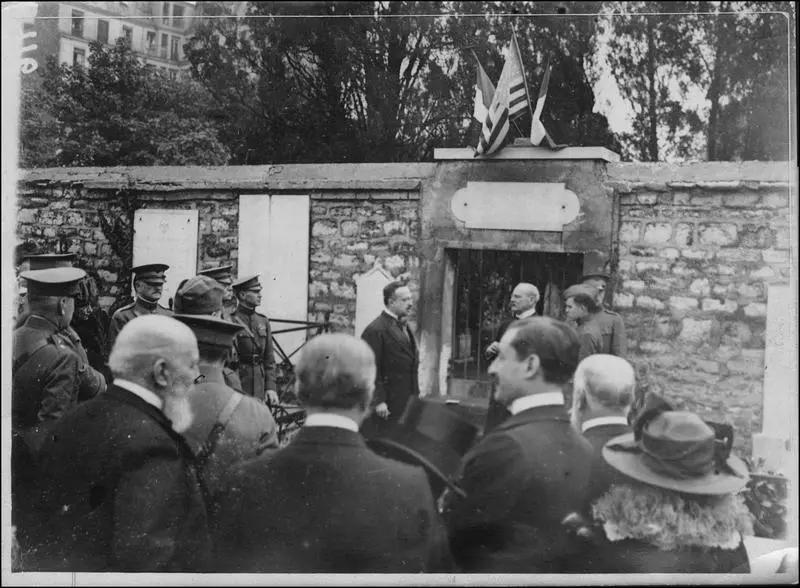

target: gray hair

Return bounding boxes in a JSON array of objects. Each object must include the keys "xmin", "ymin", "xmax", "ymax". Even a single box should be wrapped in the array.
[
  {"xmin": 571, "ymin": 354, "xmax": 635, "ymax": 428},
  {"xmin": 514, "ymin": 282, "xmax": 540, "ymax": 303},
  {"xmin": 295, "ymin": 333, "xmax": 376, "ymax": 410},
  {"xmin": 109, "ymin": 315, "xmax": 198, "ymax": 384}
]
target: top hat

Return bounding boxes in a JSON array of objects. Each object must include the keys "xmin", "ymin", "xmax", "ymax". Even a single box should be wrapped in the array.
[
  {"xmin": 25, "ymin": 253, "xmax": 76, "ymax": 270},
  {"xmin": 365, "ymin": 397, "xmax": 479, "ymax": 497},
  {"xmin": 198, "ymin": 264, "xmax": 234, "ymax": 285},
  {"xmin": 174, "ymin": 275, "xmax": 225, "ymax": 315},
  {"xmin": 232, "ymin": 274, "xmax": 261, "ymax": 291},
  {"xmin": 172, "ymin": 314, "xmax": 243, "ymax": 349},
  {"xmin": 20, "ymin": 267, "xmax": 87, "ymax": 297},
  {"xmin": 603, "ymin": 410, "xmax": 749, "ymax": 495},
  {"xmin": 131, "ymin": 263, "xmax": 169, "ymax": 284}
]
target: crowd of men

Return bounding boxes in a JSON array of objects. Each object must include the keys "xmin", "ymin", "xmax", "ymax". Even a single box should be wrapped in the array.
[{"xmin": 11, "ymin": 254, "xmax": 761, "ymax": 574}]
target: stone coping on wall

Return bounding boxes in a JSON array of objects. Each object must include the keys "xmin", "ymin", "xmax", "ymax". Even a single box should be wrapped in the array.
[
  {"xmin": 17, "ymin": 163, "xmax": 437, "ymax": 192},
  {"xmin": 608, "ymin": 161, "xmax": 795, "ymax": 186},
  {"xmin": 434, "ymin": 145, "xmax": 621, "ymax": 162}
]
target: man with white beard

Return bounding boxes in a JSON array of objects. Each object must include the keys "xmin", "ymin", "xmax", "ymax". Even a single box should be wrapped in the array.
[{"xmin": 29, "ymin": 315, "xmax": 211, "ymax": 572}]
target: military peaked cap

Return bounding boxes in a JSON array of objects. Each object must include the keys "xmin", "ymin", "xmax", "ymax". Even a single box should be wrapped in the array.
[
  {"xmin": 197, "ymin": 264, "xmax": 234, "ymax": 285},
  {"xmin": 131, "ymin": 263, "xmax": 169, "ymax": 284},
  {"xmin": 21, "ymin": 267, "xmax": 87, "ymax": 296},
  {"xmin": 232, "ymin": 274, "xmax": 261, "ymax": 291}
]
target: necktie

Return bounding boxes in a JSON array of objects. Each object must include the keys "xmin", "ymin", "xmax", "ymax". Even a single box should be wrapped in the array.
[{"xmin": 397, "ymin": 319, "xmax": 409, "ymax": 342}]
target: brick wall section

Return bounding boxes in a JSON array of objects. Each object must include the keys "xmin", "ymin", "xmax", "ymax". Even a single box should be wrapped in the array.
[
  {"xmin": 307, "ymin": 191, "xmax": 421, "ymax": 333},
  {"xmin": 16, "ymin": 186, "xmax": 239, "ymax": 309},
  {"xmin": 607, "ymin": 163, "xmax": 793, "ymax": 454}
]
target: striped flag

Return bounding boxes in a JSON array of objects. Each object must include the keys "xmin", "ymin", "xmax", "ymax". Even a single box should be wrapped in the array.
[
  {"xmin": 475, "ymin": 33, "xmax": 529, "ymax": 156},
  {"xmin": 472, "ymin": 53, "xmax": 495, "ymax": 123},
  {"xmin": 530, "ymin": 58, "xmax": 553, "ymax": 146}
]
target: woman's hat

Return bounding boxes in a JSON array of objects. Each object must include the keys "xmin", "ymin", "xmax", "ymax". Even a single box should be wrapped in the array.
[
  {"xmin": 365, "ymin": 397, "xmax": 479, "ymax": 497},
  {"xmin": 603, "ymin": 410, "xmax": 749, "ymax": 495}
]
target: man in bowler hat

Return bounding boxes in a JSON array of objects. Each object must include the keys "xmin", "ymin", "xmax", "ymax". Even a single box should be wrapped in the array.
[
  {"xmin": 107, "ymin": 263, "xmax": 172, "ymax": 354},
  {"xmin": 212, "ymin": 333, "xmax": 451, "ymax": 572},
  {"xmin": 443, "ymin": 316, "xmax": 593, "ymax": 572}
]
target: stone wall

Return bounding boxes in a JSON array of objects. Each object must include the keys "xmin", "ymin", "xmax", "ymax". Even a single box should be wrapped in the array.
[
  {"xmin": 308, "ymin": 192, "xmax": 421, "ymax": 333},
  {"xmin": 606, "ymin": 162, "xmax": 794, "ymax": 453}
]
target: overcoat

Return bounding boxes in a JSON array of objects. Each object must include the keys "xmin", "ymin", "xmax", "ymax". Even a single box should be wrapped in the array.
[
  {"xmin": 581, "ymin": 420, "xmax": 632, "ymax": 506},
  {"xmin": 107, "ymin": 299, "xmax": 172, "ymax": 354},
  {"xmin": 212, "ymin": 425, "xmax": 452, "ymax": 572},
  {"xmin": 31, "ymin": 385, "xmax": 211, "ymax": 572},
  {"xmin": 444, "ymin": 403, "xmax": 594, "ymax": 572}
]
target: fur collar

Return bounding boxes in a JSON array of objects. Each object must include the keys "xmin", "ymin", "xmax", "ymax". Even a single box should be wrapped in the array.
[{"xmin": 592, "ymin": 483, "xmax": 753, "ymax": 551}]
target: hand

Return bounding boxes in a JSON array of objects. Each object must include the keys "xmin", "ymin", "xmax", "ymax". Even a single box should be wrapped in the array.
[
  {"xmin": 485, "ymin": 341, "xmax": 499, "ymax": 358},
  {"xmin": 375, "ymin": 402, "xmax": 390, "ymax": 419},
  {"xmin": 265, "ymin": 389, "xmax": 280, "ymax": 406}
]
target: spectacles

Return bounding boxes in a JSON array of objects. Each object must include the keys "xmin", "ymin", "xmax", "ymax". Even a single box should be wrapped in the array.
[{"xmin": 193, "ymin": 374, "xmax": 206, "ymax": 385}]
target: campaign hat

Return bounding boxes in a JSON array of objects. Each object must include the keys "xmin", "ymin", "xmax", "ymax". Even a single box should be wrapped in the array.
[{"xmin": 173, "ymin": 275, "xmax": 225, "ymax": 315}]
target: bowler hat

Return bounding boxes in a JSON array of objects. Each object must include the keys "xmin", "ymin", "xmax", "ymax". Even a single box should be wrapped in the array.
[
  {"xmin": 366, "ymin": 397, "xmax": 479, "ymax": 497},
  {"xmin": 232, "ymin": 274, "xmax": 261, "ymax": 291},
  {"xmin": 26, "ymin": 253, "xmax": 76, "ymax": 270},
  {"xmin": 21, "ymin": 267, "xmax": 87, "ymax": 297},
  {"xmin": 173, "ymin": 314, "xmax": 243, "ymax": 349},
  {"xmin": 131, "ymin": 263, "xmax": 169, "ymax": 284},
  {"xmin": 174, "ymin": 275, "xmax": 225, "ymax": 315},
  {"xmin": 603, "ymin": 410, "xmax": 749, "ymax": 495},
  {"xmin": 198, "ymin": 264, "xmax": 234, "ymax": 285}
]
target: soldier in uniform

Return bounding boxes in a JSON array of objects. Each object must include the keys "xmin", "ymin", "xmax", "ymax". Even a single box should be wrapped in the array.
[
  {"xmin": 174, "ymin": 275, "xmax": 244, "ymax": 394},
  {"xmin": 198, "ymin": 264, "xmax": 237, "ymax": 319},
  {"xmin": 230, "ymin": 275, "xmax": 279, "ymax": 406},
  {"xmin": 581, "ymin": 269, "xmax": 627, "ymax": 357},
  {"xmin": 107, "ymin": 263, "xmax": 172, "ymax": 354},
  {"xmin": 564, "ymin": 284, "xmax": 610, "ymax": 362}
]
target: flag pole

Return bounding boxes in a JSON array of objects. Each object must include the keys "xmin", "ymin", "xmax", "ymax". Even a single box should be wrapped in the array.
[{"xmin": 511, "ymin": 26, "xmax": 534, "ymax": 143}]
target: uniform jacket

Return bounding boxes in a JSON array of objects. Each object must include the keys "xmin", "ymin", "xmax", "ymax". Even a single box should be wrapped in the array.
[
  {"xmin": 444, "ymin": 403, "xmax": 594, "ymax": 572},
  {"xmin": 31, "ymin": 384, "xmax": 211, "ymax": 572},
  {"xmin": 107, "ymin": 298, "xmax": 172, "ymax": 354},
  {"xmin": 212, "ymin": 425, "xmax": 452, "ymax": 573},
  {"xmin": 361, "ymin": 311, "xmax": 420, "ymax": 420},
  {"xmin": 181, "ymin": 370, "xmax": 278, "ymax": 504},
  {"xmin": 597, "ymin": 308, "xmax": 627, "ymax": 357},
  {"xmin": 231, "ymin": 306, "xmax": 277, "ymax": 400},
  {"xmin": 71, "ymin": 308, "xmax": 111, "ymax": 382},
  {"xmin": 13, "ymin": 314, "xmax": 106, "ymax": 435},
  {"xmin": 582, "ymin": 420, "xmax": 632, "ymax": 506},
  {"xmin": 576, "ymin": 312, "xmax": 612, "ymax": 361}
]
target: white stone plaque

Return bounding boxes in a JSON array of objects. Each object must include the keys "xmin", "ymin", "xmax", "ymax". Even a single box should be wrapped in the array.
[
  {"xmin": 450, "ymin": 182, "xmax": 580, "ymax": 232},
  {"xmin": 354, "ymin": 264, "xmax": 393, "ymax": 338}
]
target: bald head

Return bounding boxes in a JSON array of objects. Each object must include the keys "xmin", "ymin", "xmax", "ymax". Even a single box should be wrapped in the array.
[
  {"xmin": 510, "ymin": 282, "xmax": 540, "ymax": 316},
  {"xmin": 571, "ymin": 354, "xmax": 635, "ymax": 428},
  {"xmin": 109, "ymin": 315, "xmax": 199, "ymax": 396},
  {"xmin": 295, "ymin": 333, "xmax": 376, "ymax": 412}
]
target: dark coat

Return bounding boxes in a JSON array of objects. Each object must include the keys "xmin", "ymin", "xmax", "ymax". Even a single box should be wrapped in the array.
[
  {"xmin": 600, "ymin": 307, "xmax": 627, "ymax": 357},
  {"xmin": 30, "ymin": 385, "xmax": 210, "ymax": 572},
  {"xmin": 212, "ymin": 425, "xmax": 452, "ymax": 573},
  {"xmin": 444, "ymin": 403, "xmax": 594, "ymax": 572},
  {"xmin": 107, "ymin": 299, "xmax": 172, "ymax": 355},
  {"xmin": 484, "ymin": 317, "xmax": 514, "ymax": 434},
  {"xmin": 231, "ymin": 306, "xmax": 277, "ymax": 400},
  {"xmin": 361, "ymin": 311, "xmax": 420, "ymax": 421},
  {"xmin": 581, "ymin": 420, "xmax": 632, "ymax": 506}
]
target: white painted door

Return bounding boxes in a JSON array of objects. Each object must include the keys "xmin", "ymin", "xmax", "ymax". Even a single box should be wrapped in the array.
[
  {"xmin": 132, "ymin": 209, "xmax": 198, "ymax": 307},
  {"xmin": 238, "ymin": 194, "xmax": 310, "ymax": 365}
]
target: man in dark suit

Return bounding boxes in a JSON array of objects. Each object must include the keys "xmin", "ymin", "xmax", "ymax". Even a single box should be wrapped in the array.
[
  {"xmin": 443, "ymin": 316, "xmax": 593, "ymax": 572},
  {"xmin": 30, "ymin": 315, "xmax": 210, "ymax": 572},
  {"xmin": 569, "ymin": 354, "xmax": 634, "ymax": 504},
  {"xmin": 483, "ymin": 282, "xmax": 540, "ymax": 434},
  {"xmin": 212, "ymin": 333, "xmax": 451, "ymax": 572},
  {"xmin": 361, "ymin": 281, "xmax": 419, "ymax": 431}
]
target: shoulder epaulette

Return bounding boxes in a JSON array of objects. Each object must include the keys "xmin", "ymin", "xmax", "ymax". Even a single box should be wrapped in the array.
[{"xmin": 115, "ymin": 302, "xmax": 136, "ymax": 313}]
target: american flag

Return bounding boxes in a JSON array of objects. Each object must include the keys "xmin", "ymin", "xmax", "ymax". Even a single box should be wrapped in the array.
[{"xmin": 475, "ymin": 33, "xmax": 529, "ymax": 156}]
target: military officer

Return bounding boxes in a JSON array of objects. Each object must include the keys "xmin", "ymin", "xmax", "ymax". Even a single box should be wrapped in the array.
[
  {"xmin": 174, "ymin": 275, "xmax": 244, "ymax": 394},
  {"xmin": 230, "ymin": 275, "xmax": 279, "ymax": 405},
  {"xmin": 13, "ymin": 267, "xmax": 107, "ymax": 438},
  {"xmin": 107, "ymin": 263, "xmax": 172, "ymax": 354},
  {"xmin": 198, "ymin": 264, "xmax": 237, "ymax": 319},
  {"xmin": 581, "ymin": 269, "xmax": 627, "ymax": 357}
]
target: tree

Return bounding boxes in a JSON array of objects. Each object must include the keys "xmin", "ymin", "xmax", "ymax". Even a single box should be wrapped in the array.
[
  {"xmin": 184, "ymin": 1, "xmax": 619, "ymax": 164},
  {"xmin": 18, "ymin": 39, "xmax": 230, "ymax": 167}
]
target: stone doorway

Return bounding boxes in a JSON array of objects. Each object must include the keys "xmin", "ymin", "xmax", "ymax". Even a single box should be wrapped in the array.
[{"xmin": 445, "ymin": 248, "xmax": 584, "ymax": 401}]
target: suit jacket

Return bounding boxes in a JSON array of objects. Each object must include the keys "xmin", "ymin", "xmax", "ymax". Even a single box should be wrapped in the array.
[
  {"xmin": 361, "ymin": 311, "xmax": 419, "ymax": 420},
  {"xmin": 30, "ymin": 385, "xmax": 210, "ymax": 572},
  {"xmin": 444, "ymin": 403, "xmax": 594, "ymax": 572},
  {"xmin": 182, "ymin": 373, "xmax": 278, "ymax": 505},
  {"xmin": 212, "ymin": 425, "xmax": 452, "ymax": 573},
  {"xmin": 582, "ymin": 420, "xmax": 632, "ymax": 506},
  {"xmin": 231, "ymin": 306, "xmax": 277, "ymax": 399},
  {"xmin": 484, "ymin": 317, "xmax": 514, "ymax": 434},
  {"xmin": 107, "ymin": 299, "xmax": 172, "ymax": 355}
]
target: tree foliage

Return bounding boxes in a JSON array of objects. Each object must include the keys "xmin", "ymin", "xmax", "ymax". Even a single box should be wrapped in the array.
[
  {"xmin": 184, "ymin": 1, "xmax": 618, "ymax": 164},
  {"xmin": 19, "ymin": 39, "xmax": 230, "ymax": 168}
]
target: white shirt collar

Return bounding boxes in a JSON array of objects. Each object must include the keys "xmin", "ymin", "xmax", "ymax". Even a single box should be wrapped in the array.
[
  {"xmin": 509, "ymin": 392, "xmax": 564, "ymax": 415},
  {"xmin": 304, "ymin": 413, "xmax": 359, "ymax": 433},
  {"xmin": 581, "ymin": 415, "xmax": 630, "ymax": 433},
  {"xmin": 384, "ymin": 308, "xmax": 399, "ymax": 321},
  {"xmin": 516, "ymin": 307, "xmax": 537, "ymax": 319},
  {"xmin": 114, "ymin": 378, "xmax": 163, "ymax": 411}
]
